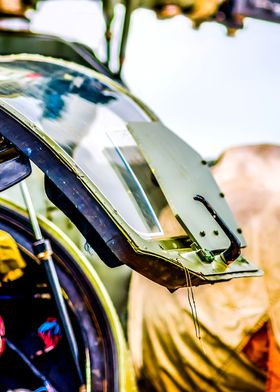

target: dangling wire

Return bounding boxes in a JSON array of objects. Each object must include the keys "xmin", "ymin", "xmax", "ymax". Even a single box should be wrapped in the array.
[
  {"xmin": 184, "ymin": 269, "xmax": 201, "ymax": 338},
  {"xmin": 182, "ymin": 267, "xmax": 207, "ymax": 356},
  {"xmin": 5, "ymin": 337, "xmax": 57, "ymax": 392},
  {"xmin": 33, "ymin": 318, "xmax": 62, "ymax": 358}
]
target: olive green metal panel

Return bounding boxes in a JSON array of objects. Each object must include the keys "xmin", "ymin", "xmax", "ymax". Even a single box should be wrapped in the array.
[
  {"xmin": 128, "ymin": 121, "xmax": 246, "ymax": 252},
  {"xmin": 0, "ymin": 54, "xmax": 262, "ymax": 287}
]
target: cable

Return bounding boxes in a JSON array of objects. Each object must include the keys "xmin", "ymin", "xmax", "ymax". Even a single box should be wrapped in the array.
[{"xmin": 5, "ymin": 338, "xmax": 57, "ymax": 392}]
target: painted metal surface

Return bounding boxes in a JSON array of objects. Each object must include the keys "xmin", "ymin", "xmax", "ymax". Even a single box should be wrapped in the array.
[
  {"xmin": 0, "ymin": 30, "xmax": 119, "ymax": 81},
  {"xmin": 0, "ymin": 54, "xmax": 261, "ymax": 288},
  {"xmin": 128, "ymin": 121, "xmax": 246, "ymax": 251}
]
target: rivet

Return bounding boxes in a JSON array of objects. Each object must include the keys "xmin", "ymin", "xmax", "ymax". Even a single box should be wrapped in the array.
[
  {"xmin": 237, "ymin": 228, "xmax": 242, "ymax": 234},
  {"xmin": 200, "ymin": 231, "xmax": 206, "ymax": 237},
  {"xmin": 213, "ymin": 230, "xmax": 219, "ymax": 236},
  {"xmin": 219, "ymin": 192, "xmax": 225, "ymax": 198},
  {"xmin": 201, "ymin": 160, "xmax": 207, "ymax": 165}
]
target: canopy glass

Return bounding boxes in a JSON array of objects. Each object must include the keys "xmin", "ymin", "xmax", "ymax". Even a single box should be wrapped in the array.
[{"xmin": 0, "ymin": 58, "xmax": 181, "ymax": 239}]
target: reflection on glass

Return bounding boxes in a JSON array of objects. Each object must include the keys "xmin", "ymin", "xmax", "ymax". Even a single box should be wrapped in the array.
[{"xmin": 0, "ymin": 58, "xmax": 185, "ymax": 239}]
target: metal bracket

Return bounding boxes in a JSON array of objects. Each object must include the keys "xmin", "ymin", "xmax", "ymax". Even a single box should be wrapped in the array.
[{"xmin": 194, "ymin": 195, "xmax": 241, "ymax": 264}]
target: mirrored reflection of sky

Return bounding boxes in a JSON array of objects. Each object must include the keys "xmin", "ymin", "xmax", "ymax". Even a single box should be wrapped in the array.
[{"xmin": 32, "ymin": 1, "xmax": 280, "ymax": 158}]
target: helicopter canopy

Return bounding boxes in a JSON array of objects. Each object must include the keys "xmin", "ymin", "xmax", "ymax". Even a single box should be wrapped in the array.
[{"xmin": 0, "ymin": 54, "xmax": 261, "ymax": 289}]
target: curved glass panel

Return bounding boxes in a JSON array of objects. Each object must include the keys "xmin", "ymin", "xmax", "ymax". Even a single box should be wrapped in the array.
[{"xmin": 0, "ymin": 57, "xmax": 185, "ymax": 239}]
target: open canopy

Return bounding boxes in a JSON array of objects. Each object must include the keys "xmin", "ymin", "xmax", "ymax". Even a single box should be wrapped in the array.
[{"xmin": 0, "ymin": 54, "xmax": 261, "ymax": 289}]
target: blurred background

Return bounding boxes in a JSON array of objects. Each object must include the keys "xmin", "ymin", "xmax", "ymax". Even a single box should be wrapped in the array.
[
  {"xmin": 0, "ymin": 2, "xmax": 279, "ymax": 390},
  {"xmin": 29, "ymin": 0, "xmax": 280, "ymax": 158}
]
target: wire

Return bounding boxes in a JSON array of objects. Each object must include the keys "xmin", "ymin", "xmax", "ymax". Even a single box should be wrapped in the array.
[
  {"xmin": 182, "ymin": 266, "xmax": 207, "ymax": 356},
  {"xmin": 5, "ymin": 338, "xmax": 57, "ymax": 392}
]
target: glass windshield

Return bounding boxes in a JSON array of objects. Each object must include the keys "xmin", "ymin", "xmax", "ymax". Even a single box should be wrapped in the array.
[{"xmin": 0, "ymin": 57, "xmax": 185, "ymax": 239}]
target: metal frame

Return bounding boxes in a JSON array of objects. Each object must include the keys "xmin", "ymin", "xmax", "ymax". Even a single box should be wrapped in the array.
[
  {"xmin": 0, "ymin": 197, "xmax": 137, "ymax": 392},
  {"xmin": 0, "ymin": 55, "xmax": 261, "ymax": 289}
]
